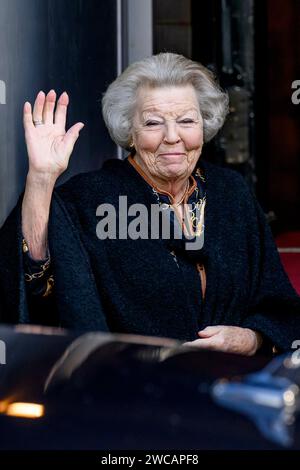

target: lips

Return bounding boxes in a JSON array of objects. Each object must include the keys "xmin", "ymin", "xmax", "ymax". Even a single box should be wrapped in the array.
[{"xmin": 158, "ymin": 152, "xmax": 185, "ymax": 156}]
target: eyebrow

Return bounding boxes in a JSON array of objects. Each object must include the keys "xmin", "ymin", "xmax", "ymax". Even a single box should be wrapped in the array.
[{"xmin": 142, "ymin": 107, "xmax": 199, "ymax": 116}]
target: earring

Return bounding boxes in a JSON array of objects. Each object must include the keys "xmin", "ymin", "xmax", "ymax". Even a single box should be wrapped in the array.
[{"xmin": 129, "ymin": 141, "xmax": 134, "ymax": 149}]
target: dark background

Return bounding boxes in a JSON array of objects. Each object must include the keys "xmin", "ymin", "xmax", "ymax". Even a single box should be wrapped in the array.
[{"xmin": 0, "ymin": 0, "xmax": 117, "ymax": 227}]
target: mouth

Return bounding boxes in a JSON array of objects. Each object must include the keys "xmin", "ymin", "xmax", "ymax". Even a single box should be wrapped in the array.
[{"xmin": 158, "ymin": 152, "xmax": 186, "ymax": 156}]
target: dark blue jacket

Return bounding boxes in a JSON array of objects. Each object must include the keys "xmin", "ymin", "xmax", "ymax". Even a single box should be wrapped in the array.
[{"xmin": 1, "ymin": 157, "xmax": 300, "ymax": 350}]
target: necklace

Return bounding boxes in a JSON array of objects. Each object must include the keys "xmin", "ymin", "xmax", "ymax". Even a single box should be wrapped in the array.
[{"xmin": 173, "ymin": 180, "xmax": 190, "ymax": 206}]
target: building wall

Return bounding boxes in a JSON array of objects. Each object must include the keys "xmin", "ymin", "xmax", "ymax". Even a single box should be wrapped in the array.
[
  {"xmin": 153, "ymin": 0, "xmax": 192, "ymax": 57},
  {"xmin": 267, "ymin": 0, "xmax": 300, "ymax": 231}
]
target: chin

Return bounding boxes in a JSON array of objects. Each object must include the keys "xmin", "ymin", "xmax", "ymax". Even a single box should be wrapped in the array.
[{"xmin": 160, "ymin": 163, "xmax": 187, "ymax": 178}]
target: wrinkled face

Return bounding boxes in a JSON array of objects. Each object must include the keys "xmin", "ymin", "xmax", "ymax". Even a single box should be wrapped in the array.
[{"xmin": 131, "ymin": 85, "xmax": 204, "ymax": 182}]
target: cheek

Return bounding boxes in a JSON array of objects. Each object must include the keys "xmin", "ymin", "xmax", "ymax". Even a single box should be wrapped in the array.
[
  {"xmin": 183, "ymin": 129, "xmax": 203, "ymax": 150},
  {"xmin": 135, "ymin": 131, "xmax": 162, "ymax": 152}
]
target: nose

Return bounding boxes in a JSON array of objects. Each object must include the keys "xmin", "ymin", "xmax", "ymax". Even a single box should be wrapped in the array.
[{"xmin": 163, "ymin": 121, "xmax": 181, "ymax": 144}]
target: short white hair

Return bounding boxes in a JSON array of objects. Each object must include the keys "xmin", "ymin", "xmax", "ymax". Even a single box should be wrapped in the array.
[{"xmin": 102, "ymin": 52, "xmax": 229, "ymax": 151}]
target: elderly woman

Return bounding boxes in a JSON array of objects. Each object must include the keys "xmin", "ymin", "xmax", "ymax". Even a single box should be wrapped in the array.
[{"xmin": 0, "ymin": 53, "xmax": 299, "ymax": 355}]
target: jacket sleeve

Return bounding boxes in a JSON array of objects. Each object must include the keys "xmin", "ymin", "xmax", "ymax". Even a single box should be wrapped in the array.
[
  {"xmin": 0, "ymin": 195, "xmax": 28, "ymax": 324},
  {"xmin": 23, "ymin": 238, "xmax": 52, "ymax": 293},
  {"xmin": 0, "ymin": 194, "xmax": 59, "ymax": 326},
  {"xmin": 0, "ymin": 171, "xmax": 109, "ymax": 333},
  {"xmin": 239, "ymin": 179, "xmax": 300, "ymax": 352}
]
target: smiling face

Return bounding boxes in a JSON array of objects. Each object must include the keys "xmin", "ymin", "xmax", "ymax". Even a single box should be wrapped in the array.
[{"xmin": 131, "ymin": 85, "xmax": 204, "ymax": 185}]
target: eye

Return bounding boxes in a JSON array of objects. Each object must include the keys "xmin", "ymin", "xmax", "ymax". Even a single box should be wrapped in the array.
[
  {"xmin": 145, "ymin": 121, "xmax": 162, "ymax": 127},
  {"xmin": 178, "ymin": 119, "xmax": 195, "ymax": 124}
]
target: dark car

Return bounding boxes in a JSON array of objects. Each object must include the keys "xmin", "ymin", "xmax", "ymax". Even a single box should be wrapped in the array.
[{"xmin": 0, "ymin": 324, "xmax": 299, "ymax": 454}]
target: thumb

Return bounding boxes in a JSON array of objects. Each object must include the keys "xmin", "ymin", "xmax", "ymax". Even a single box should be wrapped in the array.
[
  {"xmin": 198, "ymin": 325, "xmax": 222, "ymax": 337},
  {"xmin": 62, "ymin": 122, "xmax": 84, "ymax": 154}
]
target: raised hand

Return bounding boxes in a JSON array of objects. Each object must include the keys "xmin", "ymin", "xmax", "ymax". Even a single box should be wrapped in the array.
[{"xmin": 23, "ymin": 90, "xmax": 84, "ymax": 179}]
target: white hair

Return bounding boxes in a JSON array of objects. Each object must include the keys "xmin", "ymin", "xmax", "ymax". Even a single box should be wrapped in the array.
[{"xmin": 102, "ymin": 52, "xmax": 229, "ymax": 151}]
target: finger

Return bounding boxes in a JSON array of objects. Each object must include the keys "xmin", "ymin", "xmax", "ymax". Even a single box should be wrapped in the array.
[
  {"xmin": 198, "ymin": 325, "xmax": 223, "ymax": 337},
  {"xmin": 23, "ymin": 102, "xmax": 34, "ymax": 131},
  {"xmin": 182, "ymin": 337, "xmax": 221, "ymax": 350},
  {"xmin": 61, "ymin": 122, "xmax": 84, "ymax": 155},
  {"xmin": 54, "ymin": 91, "xmax": 69, "ymax": 129},
  {"xmin": 32, "ymin": 90, "xmax": 45, "ymax": 124},
  {"xmin": 42, "ymin": 89, "xmax": 56, "ymax": 124}
]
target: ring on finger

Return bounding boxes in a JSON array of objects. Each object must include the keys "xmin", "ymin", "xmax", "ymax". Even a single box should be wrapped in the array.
[{"xmin": 33, "ymin": 119, "xmax": 44, "ymax": 126}]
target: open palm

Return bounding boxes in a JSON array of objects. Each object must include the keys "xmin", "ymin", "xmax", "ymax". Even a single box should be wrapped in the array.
[{"xmin": 23, "ymin": 90, "xmax": 84, "ymax": 177}]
